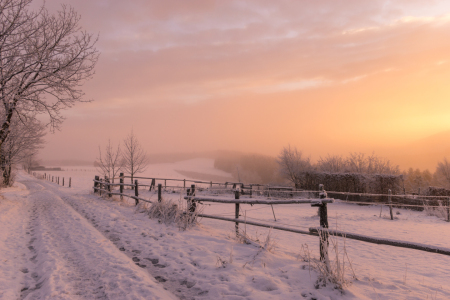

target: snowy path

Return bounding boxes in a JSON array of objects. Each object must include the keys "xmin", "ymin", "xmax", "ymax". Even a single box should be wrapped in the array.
[
  {"xmin": 0, "ymin": 172, "xmax": 349, "ymax": 300},
  {"xmin": 0, "ymin": 174, "xmax": 176, "ymax": 300}
]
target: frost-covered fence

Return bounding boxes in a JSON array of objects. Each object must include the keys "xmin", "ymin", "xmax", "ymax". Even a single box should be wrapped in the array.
[
  {"xmin": 32, "ymin": 172, "xmax": 71, "ymax": 188},
  {"xmin": 185, "ymin": 184, "xmax": 450, "ymax": 258},
  {"xmin": 91, "ymin": 174, "xmax": 450, "ymax": 259},
  {"xmin": 255, "ymin": 187, "xmax": 450, "ymax": 222},
  {"xmin": 186, "ymin": 184, "xmax": 334, "ymax": 261},
  {"xmin": 94, "ymin": 174, "xmax": 154, "ymax": 205}
]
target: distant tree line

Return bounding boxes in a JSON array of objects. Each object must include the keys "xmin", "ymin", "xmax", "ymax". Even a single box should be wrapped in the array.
[
  {"xmin": 213, "ymin": 145, "xmax": 450, "ymax": 197},
  {"xmin": 278, "ymin": 145, "xmax": 450, "ymax": 197},
  {"xmin": 278, "ymin": 146, "xmax": 402, "ymax": 195}
]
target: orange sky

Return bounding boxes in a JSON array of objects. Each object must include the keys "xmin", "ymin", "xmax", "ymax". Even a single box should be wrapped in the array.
[{"xmin": 36, "ymin": 0, "xmax": 450, "ymax": 170}]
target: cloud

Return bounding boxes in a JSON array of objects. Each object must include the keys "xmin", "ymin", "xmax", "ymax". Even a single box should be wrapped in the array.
[{"xmin": 32, "ymin": 0, "xmax": 450, "ymax": 165}]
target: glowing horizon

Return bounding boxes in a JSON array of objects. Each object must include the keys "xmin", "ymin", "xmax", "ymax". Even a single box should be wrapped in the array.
[{"xmin": 35, "ymin": 0, "xmax": 450, "ymax": 171}]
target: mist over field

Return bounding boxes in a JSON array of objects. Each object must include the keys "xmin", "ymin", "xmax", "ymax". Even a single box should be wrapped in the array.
[{"xmin": 32, "ymin": 0, "xmax": 450, "ymax": 173}]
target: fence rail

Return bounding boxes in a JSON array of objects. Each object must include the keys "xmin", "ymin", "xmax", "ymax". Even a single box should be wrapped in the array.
[
  {"xmin": 92, "ymin": 174, "xmax": 450, "ymax": 262},
  {"xmin": 32, "ymin": 172, "xmax": 71, "ymax": 188}
]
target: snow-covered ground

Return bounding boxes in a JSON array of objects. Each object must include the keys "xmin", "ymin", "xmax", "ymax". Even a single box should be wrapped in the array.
[{"xmin": 2, "ymin": 158, "xmax": 450, "ymax": 299}]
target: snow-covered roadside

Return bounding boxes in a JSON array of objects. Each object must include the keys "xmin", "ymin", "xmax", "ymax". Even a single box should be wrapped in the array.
[
  {"xmin": 11, "ymin": 171, "xmax": 350, "ymax": 299},
  {"xmin": 0, "ymin": 181, "xmax": 30, "ymax": 299},
  {"xmin": 0, "ymin": 173, "xmax": 177, "ymax": 300},
  {"xmin": 8, "ymin": 161, "xmax": 450, "ymax": 299},
  {"xmin": 55, "ymin": 184, "xmax": 348, "ymax": 299}
]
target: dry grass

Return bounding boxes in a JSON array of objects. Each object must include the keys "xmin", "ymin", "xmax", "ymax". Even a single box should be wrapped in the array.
[
  {"xmin": 424, "ymin": 200, "xmax": 449, "ymax": 220},
  {"xmin": 147, "ymin": 196, "xmax": 202, "ymax": 230},
  {"xmin": 299, "ymin": 232, "xmax": 356, "ymax": 291}
]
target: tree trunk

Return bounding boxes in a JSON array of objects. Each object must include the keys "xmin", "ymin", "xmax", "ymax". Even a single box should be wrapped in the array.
[{"xmin": 2, "ymin": 163, "xmax": 11, "ymax": 186}]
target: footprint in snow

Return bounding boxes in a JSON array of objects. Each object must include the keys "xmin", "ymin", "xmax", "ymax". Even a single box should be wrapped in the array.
[
  {"xmin": 180, "ymin": 280, "xmax": 196, "ymax": 288},
  {"xmin": 155, "ymin": 276, "xmax": 167, "ymax": 282},
  {"xmin": 144, "ymin": 258, "xmax": 159, "ymax": 265}
]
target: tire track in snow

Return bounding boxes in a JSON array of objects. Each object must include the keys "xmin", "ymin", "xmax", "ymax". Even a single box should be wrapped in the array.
[{"xmin": 18, "ymin": 178, "xmax": 176, "ymax": 300}]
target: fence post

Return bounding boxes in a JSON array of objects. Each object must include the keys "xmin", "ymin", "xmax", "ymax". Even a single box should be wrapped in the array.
[
  {"xmin": 158, "ymin": 184, "xmax": 162, "ymax": 202},
  {"xmin": 94, "ymin": 175, "xmax": 99, "ymax": 193},
  {"xmin": 188, "ymin": 184, "xmax": 197, "ymax": 213},
  {"xmin": 134, "ymin": 180, "xmax": 139, "ymax": 205},
  {"xmin": 164, "ymin": 179, "xmax": 167, "ymax": 189},
  {"xmin": 52, "ymin": 176, "xmax": 53, "ymax": 182},
  {"xmin": 447, "ymin": 197, "xmax": 450, "ymax": 222},
  {"xmin": 120, "ymin": 173, "xmax": 124, "ymax": 200},
  {"xmin": 99, "ymin": 178, "xmax": 102, "ymax": 196},
  {"xmin": 150, "ymin": 178, "xmax": 155, "ymax": 191},
  {"xmin": 69, "ymin": 177, "xmax": 71, "ymax": 188},
  {"xmin": 107, "ymin": 177, "xmax": 112, "ymax": 197},
  {"xmin": 210, "ymin": 181, "xmax": 212, "ymax": 188},
  {"xmin": 312, "ymin": 184, "xmax": 329, "ymax": 262},
  {"xmin": 63, "ymin": 177, "xmax": 64, "ymax": 186},
  {"xmin": 183, "ymin": 179, "xmax": 186, "ymax": 189},
  {"xmin": 388, "ymin": 189, "xmax": 393, "ymax": 220},
  {"xmin": 235, "ymin": 189, "xmax": 240, "ymax": 237}
]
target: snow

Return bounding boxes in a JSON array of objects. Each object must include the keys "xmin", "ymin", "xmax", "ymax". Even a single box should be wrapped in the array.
[{"xmin": 2, "ymin": 158, "xmax": 450, "ymax": 299}]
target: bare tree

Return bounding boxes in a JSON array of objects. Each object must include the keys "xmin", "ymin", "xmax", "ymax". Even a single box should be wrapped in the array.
[
  {"xmin": 317, "ymin": 154, "xmax": 346, "ymax": 173},
  {"xmin": 346, "ymin": 152, "xmax": 368, "ymax": 174},
  {"xmin": 96, "ymin": 139, "xmax": 122, "ymax": 183},
  {"xmin": 277, "ymin": 145, "xmax": 312, "ymax": 187},
  {"xmin": 435, "ymin": 158, "xmax": 450, "ymax": 188},
  {"xmin": 344, "ymin": 152, "xmax": 399, "ymax": 175},
  {"xmin": 122, "ymin": 130, "xmax": 148, "ymax": 185},
  {"xmin": 1, "ymin": 115, "xmax": 45, "ymax": 185},
  {"xmin": 0, "ymin": 0, "xmax": 99, "ymax": 177},
  {"xmin": 366, "ymin": 153, "xmax": 399, "ymax": 175},
  {"xmin": 22, "ymin": 151, "xmax": 39, "ymax": 174}
]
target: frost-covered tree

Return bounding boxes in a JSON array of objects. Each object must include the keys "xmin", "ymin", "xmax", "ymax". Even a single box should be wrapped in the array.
[
  {"xmin": 0, "ymin": 0, "xmax": 99, "ymax": 179},
  {"xmin": 96, "ymin": 139, "xmax": 122, "ymax": 183},
  {"xmin": 22, "ymin": 151, "xmax": 39, "ymax": 174},
  {"xmin": 277, "ymin": 145, "xmax": 312, "ymax": 187},
  {"xmin": 435, "ymin": 158, "xmax": 450, "ymax": 188},
  {"xmin": 122, "ymin": 130, "xmax": 148, "ymax": 185},
  {"xmin": 346, "ymin": 152, "xmax": 367, "ymax": 174},
  {"xmin": 317, "ymin": 155, "xmax": 346, "ymax": 173},
  {"xmin": 1, "ymin": 115, "xmax": 45, "ymax": 185}
]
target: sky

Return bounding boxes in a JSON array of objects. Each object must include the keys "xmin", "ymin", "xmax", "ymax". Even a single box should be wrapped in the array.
[{"xmin": 34, "ymin": 0, "xmax": 450, "ymax": 170}]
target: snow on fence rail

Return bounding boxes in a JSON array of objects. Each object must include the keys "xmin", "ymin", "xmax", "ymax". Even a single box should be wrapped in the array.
[{"xmin": 92, "ymin": 174, "xmax": 450, "ymax": 261}]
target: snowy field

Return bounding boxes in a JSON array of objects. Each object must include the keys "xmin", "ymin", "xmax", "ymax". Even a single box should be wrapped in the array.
[{"xmin": 1, "ymin": 158, "xmax": 450, "ymax": 299}]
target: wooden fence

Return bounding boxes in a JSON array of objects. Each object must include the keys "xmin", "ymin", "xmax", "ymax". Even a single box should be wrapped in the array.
[
  {"xmin": 33, "ymin": 172, "xmax": 71, "ymax": 188},
  {"xmin": 92, "ymin": 174, "xmax": 450, "ymax": 261}
]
